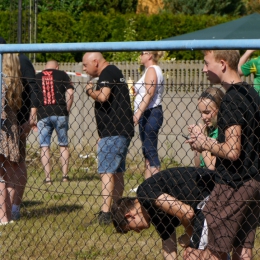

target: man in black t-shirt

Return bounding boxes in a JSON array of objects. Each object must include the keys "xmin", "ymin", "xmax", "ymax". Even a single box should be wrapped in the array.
[
  {"xmin": 31, "ymin": 60, "xmax": 74, "ymax": 184},
  {"xmin": 83, "ymin": 52, "xmax": 134, "ymax": 225},
  {"xmin": 111, "ymin": 167, "xmax": 215, "ymax": 259}
]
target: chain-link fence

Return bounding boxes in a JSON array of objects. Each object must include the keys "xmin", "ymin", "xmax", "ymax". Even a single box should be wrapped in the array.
[{"xmin": 0, "ymin": 57, "xmax": 260, "ymax": 260}]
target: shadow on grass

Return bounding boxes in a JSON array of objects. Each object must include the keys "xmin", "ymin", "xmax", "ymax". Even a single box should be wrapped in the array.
[
  {"xmin": 69, "ymin": 173, "xmax": 100, "ymax": 182},
  {"xmin": 24, "ymin": 204, "xmax": 83, "ymax": 219},
  {"xmin": 21, "ymin": 200, "xmax": 44, "ymax": 208}
]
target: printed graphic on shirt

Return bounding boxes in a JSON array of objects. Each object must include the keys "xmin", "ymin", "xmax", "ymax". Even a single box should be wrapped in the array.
[{"xmin": 42, "ymin": 71, "xmax": 56, "ymax": 106}]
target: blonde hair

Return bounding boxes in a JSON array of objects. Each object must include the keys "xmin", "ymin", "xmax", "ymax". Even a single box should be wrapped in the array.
[
  {"xmin": 202, "ymin": 50, "xmax": 240, "ymax": 71},
  {"xmin": 2, "ymin": 53, "xmax": 23, "ymax": 111},
  {"xmin": 149, "ymin": 51, "xmax": 164, "ymax": 63}
]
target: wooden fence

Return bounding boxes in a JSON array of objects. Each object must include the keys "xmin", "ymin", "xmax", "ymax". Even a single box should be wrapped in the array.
[{"xmin": 30, "ymin": 61, "xmax": 254, "ymax": 166}]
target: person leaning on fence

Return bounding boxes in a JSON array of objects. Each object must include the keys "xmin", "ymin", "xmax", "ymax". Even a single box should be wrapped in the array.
[
  {"xmin": 0, "ymin": 53, "xmax": 23, "ymax": 225},
  {"xmin": 30, "ymin": 60, "xmax": 74, "ymax": 184},
  {"xmin": 133, "ymin": 51, "xmax": 164, "ymax": 180},
  {"xmin": 181, "ymin": 50, "xmax": 260, "ymax": 260},
  {"xmin": 238, "ymin": 49, "xmax": 260, "ymax": 94},
  {"xmin": 111, "ymin": 167, "xmax": 215, "ymax": 260},
  {"xmin": 83, "ymin": 52, "xmax": 134, "ymax": 225}
]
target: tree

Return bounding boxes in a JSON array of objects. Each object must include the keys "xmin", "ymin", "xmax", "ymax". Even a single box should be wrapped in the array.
[
  {"xmin": 245, "ymin": 0, "xmax": 260, "ymax": 14},
  {"xmin": 112, "ymin": 18, "xmax": 139, "ymax": 61},
  {"xmin": 37, "ymin": 0, "xmax": 137, "ymax": 16},
  {"xmin": 162, "ymin": 0, "xmax": 246, "ymax": 15}
]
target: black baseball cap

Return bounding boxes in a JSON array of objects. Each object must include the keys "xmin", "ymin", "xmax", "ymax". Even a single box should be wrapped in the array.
[{"xmin": 0, "ymin": 37, "xmax": 6, "ymax": 44}]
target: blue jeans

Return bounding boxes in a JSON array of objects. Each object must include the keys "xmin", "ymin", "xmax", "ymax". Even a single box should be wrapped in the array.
[
  {"xmin": 37, "ymin": 116, "xmax": 69, "ymax": 147},
  {"xmin": 139, "ymin": 105, "xmax": 163, "ymax": 167},
  {"xmin": 98, "ymin": 136, "xmax": 131, "ymax": 174}
]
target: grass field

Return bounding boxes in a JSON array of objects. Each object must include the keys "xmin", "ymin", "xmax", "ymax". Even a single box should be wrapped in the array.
[{"xmin": 1, "ymin": 145, "xmax": 259, "ymax": 259}]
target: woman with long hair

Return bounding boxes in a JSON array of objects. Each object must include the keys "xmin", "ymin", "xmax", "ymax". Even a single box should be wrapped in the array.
[
  {"xmin": 0, "ymin": 53, "xmax": 23, "ymax": 224},
  {"xmin": 194, "ymin": 87, "xmax": 225, "ymax": 170}
]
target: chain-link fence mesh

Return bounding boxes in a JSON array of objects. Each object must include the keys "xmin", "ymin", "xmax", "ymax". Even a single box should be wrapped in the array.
[{"xmin": 0, "ymin": 59, "xmax": 259, "ymax": 260}]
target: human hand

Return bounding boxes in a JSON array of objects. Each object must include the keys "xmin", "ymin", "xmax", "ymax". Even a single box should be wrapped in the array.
[
  {"xmin": 188, "ymin": 123, "xmax": 206, "ymax": 135},
  {"xmin": 20, "ymin": 121, "xmax": 31, "ymax": 138},
  {"xmin": 86, "ymin": 82, "xmax": 94, "ymax": 96},
  {"xmin": 178, "ymin": 233, "xmax": 191, "ymax": 248},
  {"xmin": 186, "ymin": 124, "xmax": 207, "ymax": 152}
]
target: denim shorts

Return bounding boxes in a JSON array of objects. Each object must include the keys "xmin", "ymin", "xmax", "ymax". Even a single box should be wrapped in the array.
[
  {"xmin": 37, "ymin": 116, "xmax": 69, "ymax": 147},
  {"xmin": 139, "ymin": 105, "xmax": 163, "ymax": 167},
  {"xmin": 97, "ymin": 136, "xmax": 131, "ymax": 174}
]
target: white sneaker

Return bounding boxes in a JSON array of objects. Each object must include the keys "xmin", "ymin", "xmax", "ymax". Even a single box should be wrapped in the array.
[
  {"xmin": 130, "ymin": 186, "xmax": 139, "ymax": 193},
  {"xmin": 0, "ymin": 220, "xmax": 14, "ymax": 226}
]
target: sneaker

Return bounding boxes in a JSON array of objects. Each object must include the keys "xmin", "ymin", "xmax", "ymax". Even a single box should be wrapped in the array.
[
  {"xmin": 0, "ymin": 220, "xmax": 14, "ymax": 226},
  {"xmin": 97, "ymin": 211, "xmax": 112, "ymax": 225},
  {"xmin": 11, "ymin": 211, "xmax": 21, "ymax": 221}
]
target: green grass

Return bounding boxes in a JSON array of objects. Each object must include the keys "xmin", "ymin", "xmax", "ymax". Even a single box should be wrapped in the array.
[{"xmin": 1, "ymin": 145, "xmax": 259, "ymax": 259}]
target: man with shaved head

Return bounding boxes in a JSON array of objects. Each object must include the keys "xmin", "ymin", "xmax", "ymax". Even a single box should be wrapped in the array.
[
  {"xmin": 83, "ymin": 52, "xmax": 134, "ymax": 225},
  {"xmin": 31, "ymin": 60, "xmax": 74, "ymax": 184}
]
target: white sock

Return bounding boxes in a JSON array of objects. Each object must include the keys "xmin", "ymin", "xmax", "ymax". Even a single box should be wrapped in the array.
[{"xmin": 12, "ymin": 204, "xmax": 20, "ymax": 213}]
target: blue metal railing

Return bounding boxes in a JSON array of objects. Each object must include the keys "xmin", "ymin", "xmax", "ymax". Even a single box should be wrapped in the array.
[
  {"xmin": 1, "ymin": 39, "xmax": 260, "ymax": 117},
  {"xmin": 0, "ymin": 40, "xmax": 260, "ymax": 53}
]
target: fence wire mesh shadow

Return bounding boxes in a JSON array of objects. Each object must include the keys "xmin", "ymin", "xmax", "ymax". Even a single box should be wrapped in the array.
[{"xmin": 1, "ymin": 72, "xmax": 260, "ymax": 260}]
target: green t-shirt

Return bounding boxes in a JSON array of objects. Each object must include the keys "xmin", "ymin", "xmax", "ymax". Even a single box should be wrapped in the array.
[
  {"xmin": 199, "ymin": 127, "xmax": 218, "ymax": 168},
  {"xmin": 241, "ymin": 57, "xmax": 260, "ymax": 94}
]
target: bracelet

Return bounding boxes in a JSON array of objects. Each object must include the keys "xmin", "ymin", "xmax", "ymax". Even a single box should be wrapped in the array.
[{"xmin": 86, "ymin": 87, "xmax": 94, "ymax": 96}]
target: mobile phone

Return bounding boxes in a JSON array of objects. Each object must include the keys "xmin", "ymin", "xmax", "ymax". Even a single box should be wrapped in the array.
[{"xmin": 182, "ymin": 134, "xmax": 189, "ymax": 140}]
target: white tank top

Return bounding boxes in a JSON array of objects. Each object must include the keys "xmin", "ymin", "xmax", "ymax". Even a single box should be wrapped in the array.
[{"xmin": 134, "ymin": 65, "xmax": 164, "ymax": 112}]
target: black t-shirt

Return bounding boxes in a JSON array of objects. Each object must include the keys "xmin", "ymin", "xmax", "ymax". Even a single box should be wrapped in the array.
[
  {"xmin": 35, "ymin": 69, "xmax": 74, "ymax": 120},
  {"xmin": 215, "ymin": 83, "xmax": 260, "ymax": 188},
  {"xmin": 95, "ymin": 65, "xmax": 134, "ymax": 138},
  {"xmin": 17, "ymin": 53, "xmax": 37, "ymax": 125},
  {"xmin": 137, "ymin": 167, "xmax": 215, "ymax": 240}
]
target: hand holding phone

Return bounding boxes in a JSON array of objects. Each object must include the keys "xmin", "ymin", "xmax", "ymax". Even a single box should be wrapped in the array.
[{"xmin": 182, "ymin": 134, "xmax": 189, "ymax": 140}]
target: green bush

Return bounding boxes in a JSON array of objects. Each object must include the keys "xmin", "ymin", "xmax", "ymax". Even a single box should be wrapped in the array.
[
  {"xmin": 36, "ymin": 11, "xmax": 77, "ymax": 62},
  {"xmin": 0, "ymin": 11, "xmax": 238, "ymax": 61}
]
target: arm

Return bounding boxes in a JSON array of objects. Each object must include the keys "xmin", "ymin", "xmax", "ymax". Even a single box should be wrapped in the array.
[
  {"xmin": 200, "ymin": 150, "xmax": 216, "ymax": 170},
  {"xmin": 238, "ymin": 50, "xmax": 255, "ymax": 76},
  {"xmin": 155, "ymin": 193, "xmax": 194, "ymax": 238},
  {"xmin": 66, "ymin": 88, "xmax": 74, "ymax": 113},
  {"xmin": 19, "ymin": 121, "xmax": 32, "ymax": 138},
  {"xmin": 194, "ymin": 151, "xmax": 200, "ymax": 167},
  {"xmin": 193, "ymin": 123, "xmax": 216, "ymax": 168},
  {"xmin": 86, "ymin": 82, "xmax": 111, "ymax": 102},
  {"xmin": 162, "ymin": 233, "xmax": 178, "ymax": 260},
  {"xmin": 188, "ymin": 124, "xmax": 241, "ymax": 161},
  {"xmin": 134, "ymin": 67, "xmax": 157, "ymax": 125},
  {"xmin": 29, "ymin": 107, "xmax": 37, "ymax": 128}
]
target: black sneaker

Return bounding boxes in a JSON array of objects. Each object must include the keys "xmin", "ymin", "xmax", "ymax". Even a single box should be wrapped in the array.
[{"xmin": 97, "ymin": 211, "xmax": 112, "ymax": 225}]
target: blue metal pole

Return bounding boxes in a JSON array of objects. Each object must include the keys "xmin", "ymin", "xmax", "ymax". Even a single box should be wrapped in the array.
[
  {"xmin": 0, "ymin": 54, "xmax": 2, "ymax": 124},
  {"xmin": 0, "ymin": 40, "xmax": 260, "ymax": 53}
]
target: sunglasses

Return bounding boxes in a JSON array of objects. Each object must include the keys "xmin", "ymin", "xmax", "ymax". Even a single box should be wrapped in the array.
[{"xmin": 140, "ymin": 52, "xmax": 150, "ymax": 56}]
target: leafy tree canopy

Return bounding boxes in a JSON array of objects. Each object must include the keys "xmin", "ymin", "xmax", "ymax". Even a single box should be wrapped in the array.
[
  {"xmin": 162, "ymin": 0, "xmax": 246, "ymax": 15},
  {"xmin": 0, "ymin": 0, "xmax": 138, "ymax": 17}
]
